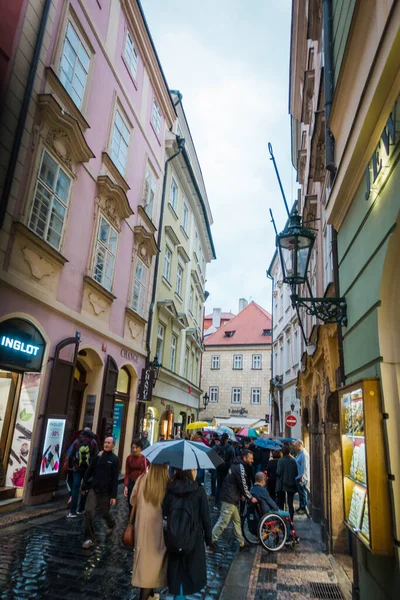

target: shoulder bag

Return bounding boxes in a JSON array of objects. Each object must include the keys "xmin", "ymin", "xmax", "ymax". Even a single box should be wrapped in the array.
[{"xmin": 122, "ymin": 475, "xmax": 143, "ymax": 547}]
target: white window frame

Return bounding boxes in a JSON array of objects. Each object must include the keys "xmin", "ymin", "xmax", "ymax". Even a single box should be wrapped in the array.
[
  {"xmin": 163, "ymin": 245, "xmax": 172, "ymax": 282},
  {"xmin": 252, "ymin": 354, "xmax": 262, "ymax": 370},
  {"xmin": 111, "ymin": 108, "xmax": 130, "ymax": 175},
  {"xmin": 151, "ymin": 96, "xmax": 162, "ymax": 135},
  {"xmin": 170, "ymin": 334, "xmax": 177, "ymax": 372},
  {"xmin": 176, "ymin": 263, "xmax": 183, "ymax": 297},
  {"xmin": 28, "ymin": 149, "xmax": 72, "ymax": 251},
  {"xmin": 209, "ymin": 386, "xmax": 219, "ymax": 403},
  {"xmin": 124, "ymin": 30, "xmax": 138, "ymax": 80},
  {"xmin": 170, "ymin": 177, "xmax": 178, "ymax": 212},
  {"xmin": 131, "ymin": 258, "xmax": 148, "ymax": 317},
  {"xmin": 93, "ymin": 215, "xmax": 118, "ymax": 291},
  {"xmin": 211, "ymin": 355, "xmax": 220, "ymax": 370},
  {"xmin": 156, "ymin": 324, "xmax": 164, "ymax": 362},
  {"xmin": 251, "ymin": 388, "xmax": 261, "ymax": 405},
  {"xmin": 232, "ymin": 387, "xmax": 242, "ymax": 404},
  {"xmin": 233, "ymin": 354, "xmax": 243, "ymax": 370},
  {"xmin": 143, "ymin": 167, "xmax": 157, "ymax": 219},
  {"xmin": 59, "ymin": 20, "xmax": 91, "ymax": 109},
  {"xmin": 184, "ymin": 346, "xmax": 189, "ymax": 378},
  {"xmin": 182, "ymin": 201, "xmax": 189, "ymax": 233}
]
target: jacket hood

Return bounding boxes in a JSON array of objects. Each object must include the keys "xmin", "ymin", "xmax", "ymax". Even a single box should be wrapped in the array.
[
  {"xmin": 232, "ymin": 457, "xmax": 244, "ymax": 466},
  {"xmin": 168, "ymin": 479, "xmax": 197, "ymax": 496}
]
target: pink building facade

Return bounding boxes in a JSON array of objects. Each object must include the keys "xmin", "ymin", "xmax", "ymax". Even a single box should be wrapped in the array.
[{"xmin": 0, "ymin": 0, "xmax": 176, "ymax": 505}]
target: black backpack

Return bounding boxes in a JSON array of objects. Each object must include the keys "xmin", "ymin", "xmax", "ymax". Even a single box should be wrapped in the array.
[{"xmin": 164, "ymin": 494, "xmax": 197, "ymax": 556}]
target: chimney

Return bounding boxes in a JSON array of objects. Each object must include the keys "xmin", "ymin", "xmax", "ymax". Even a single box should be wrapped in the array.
[
  {"xmin": 212, "ymin": 308, "xmax": 221, "ymax": 329},
  {"xmin": 238, "ymin": 298, "xmax": 248, "ymax": 312}
]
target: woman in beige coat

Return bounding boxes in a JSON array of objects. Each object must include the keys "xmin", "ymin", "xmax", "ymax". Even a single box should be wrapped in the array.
[{"xmin": 131, "ymin": 463, "xmax": 169, "ymax": 600}]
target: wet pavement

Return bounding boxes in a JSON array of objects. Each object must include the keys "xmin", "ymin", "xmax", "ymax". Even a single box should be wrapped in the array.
[{"xmin": 0, "ymin": 487, "xmax": 238, "ymax": 600}]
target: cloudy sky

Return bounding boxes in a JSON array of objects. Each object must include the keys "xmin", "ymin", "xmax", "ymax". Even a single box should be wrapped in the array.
[{"xmin": 141, "ymin": 0, "xmax": 296, "ymax": 315}]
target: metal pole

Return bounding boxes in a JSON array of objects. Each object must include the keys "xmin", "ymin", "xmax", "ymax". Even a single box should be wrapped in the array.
[{"xmin": 268, "ymin": 143, "xmax": 291, "ymax": 218}]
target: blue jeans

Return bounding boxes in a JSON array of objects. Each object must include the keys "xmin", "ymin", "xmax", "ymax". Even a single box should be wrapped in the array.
[
  {"xmin": 70, "ymin": 470, "xmax": 86, "ymax": 514},
  {"xmin": 297, "ymin": 480, "xmax": 309, "ymax": 509}
]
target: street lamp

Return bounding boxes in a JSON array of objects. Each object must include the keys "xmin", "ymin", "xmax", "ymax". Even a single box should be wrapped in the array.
[
  {"xmin": 149, "ymin": 354, "xmax": 162, "ymax": 386},
  {"xmin": 290, "ymin": 401, "xmax": 295, "ymax": 412},
  {"xmin": 199, "ymin": 392, "xmax": 209, "ymax": 412}
]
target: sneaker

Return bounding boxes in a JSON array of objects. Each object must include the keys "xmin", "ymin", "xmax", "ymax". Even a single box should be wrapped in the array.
[
  {"xmin": 77, "ymin": 510, "xmax": 85, "ymax": 515},
  {"xmin": 66, "ymin": 513, "xmax": 77, "ymax": 518},
  {"xmin": 82, "ymin": 539, "xmax": 94, "ymax": 549}
]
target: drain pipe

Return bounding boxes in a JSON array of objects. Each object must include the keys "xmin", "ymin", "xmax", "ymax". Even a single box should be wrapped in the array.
[
  {"xmin": 0, "ymin": 0, "xmax": 52, "ymax": 228},
  {"xmin": 322, "ymin": 0, "xmax": 336, "ymax": 174},
  {"xmin": 145, "ymin": 137, "xmax": 185, "ymax": 362}
]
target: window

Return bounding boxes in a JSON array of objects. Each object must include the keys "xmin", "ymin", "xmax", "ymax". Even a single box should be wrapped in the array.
[
  {"xmin": 143, "ymin": 168, "xmax": 157, "ymax": 219},
  {"xmin": 286, "ymin": 337, "xmax": 291, "ymax": 372},
  {"xmin": 124, "ymin": 31, "xmax": 138, "ymax": 79},
  {"xmin": 182, "ymin": 201, "xmax": 189, "ymax": 233},
  {"xmin": 184, "ymin": 346, "xmax": 189, "ymax": 377},
  {"xmin": 251, "ymin": 388, "xmax": 261, "ymax": 404},
  {"xmin": 132, "ymin": 258, "xmax": 148, "ymax": 317},
  {"xmin": 170, "ymin": 177, "xmax": 178, "ymax": 212},
  {"xmin": 59, "ymin": 21, "xmax": 90, "ymax": 109},
  {"xmin": 211, "ymin": 355, "xmax": 220, "ymax": 370},
  {"xmin": 194, "ymin": 229, "xmax": 199, "ymax": 256},
  {"xmin": 233, "ymin": 354, "xmax": 243, "ymax": 370},
  {"xmin": 194, "ymin": 356, "xmax": 199, "ymax": 383},
  {"xmin": 29, "ymin": 150, "xmax": 71, "ymax": 250},
  {"xmin": 111, "ymin": 109, "xmax": 130, "ymax": 174},
  {"xmin": 189, "ymin": 286, "xmax": 194, "ymax": 313},
  {"xmin": 170, "ymin": 334, "xmax": 177, "ymax": 371},
  {"xmin": 293, "ymin": 329, "xmax": 299, "ymax": 365},
  {"xmin": 190, "ymin": 351, "xmax": 194, "ymax": 380},
  {"xmin": 209, "ymin": 387, "xmax": 219, "ymax": 403},
  {"xmin": 156, "ymin": 324, "xmax": 164, "ymax": 362},
  {"xmin": 279, "ymin": 292, "xmax": 283, "ymax": 318},
  {"xmin": 163, "ymin": 246, "xmax": 172, "ymax": 282},
  {"xmin": 176, "ymin": 264, "xmax": 183, "ymax": 297},
  {"xmin": 252, "ymin": 354, "xmax": 262, "ymax": 369},
  {"xmin": 232, "ymin": 387, "xmax": 242, "ymax": 404},
  {"xmin": 324, "ymin": 224, "xmax": 333, "ymax": 289},
  {"xmin": 262, "ymin": 329, "xmax": 271, "ymax": 337},
  {"xmin": 93, "ymin": 216, "xmax": 118, "ymax": 291},
  {"xmin": 224, "ymin": 330, "xmax": 235, "ymax": 338},
  {"xmin": 151, "ymin": 97, "xmax": 162, "ymax": 135}
]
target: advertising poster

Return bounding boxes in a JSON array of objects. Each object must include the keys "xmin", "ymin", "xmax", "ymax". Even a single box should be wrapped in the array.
[
  {"xmin": 5, "ymin": 373, "xmax": 40, "ymax": 488},
  {"xmin": 39, "ymin": 418, "xmax": 66, "ymax": 476},
  {"xmin": 112, "ymin": 402, "xmax": 124, "ymax": 456}
]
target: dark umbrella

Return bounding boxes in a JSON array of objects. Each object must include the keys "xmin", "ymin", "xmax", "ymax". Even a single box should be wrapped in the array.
[
  {"xmin": 142, "ymin": 439, "xmax": 223, "ymax": 470},
  {"xmin": 254, "ymin": 438, "xmax": 283, "ymax": 450}
]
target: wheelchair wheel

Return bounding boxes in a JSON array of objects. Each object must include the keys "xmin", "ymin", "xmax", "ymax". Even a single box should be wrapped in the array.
[
  {"xmin": 241, "ymin": 506, "xmax": 259, "ymax": 545},
  {"xmin": 258, "ymin": 513, "xmax": 287, "ymax": 552}
]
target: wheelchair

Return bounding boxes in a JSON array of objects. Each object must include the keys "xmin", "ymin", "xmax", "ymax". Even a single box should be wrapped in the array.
[{"xmin": 241, "ymin": 499, "xmax": 300, "ymax": 552}]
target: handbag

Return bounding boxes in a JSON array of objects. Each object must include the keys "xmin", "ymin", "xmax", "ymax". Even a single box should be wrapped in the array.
[{"xmin": 122, "ymin": 476, "xmax": 143, "ymax": 547}]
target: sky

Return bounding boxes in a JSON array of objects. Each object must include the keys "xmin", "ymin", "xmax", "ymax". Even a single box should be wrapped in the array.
[{"xmin": 141, "ymin": 0, "xmax": 296, "ymax": 315}]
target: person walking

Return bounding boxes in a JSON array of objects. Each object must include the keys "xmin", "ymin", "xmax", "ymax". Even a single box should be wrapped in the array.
[
  {"xmin": 141, "ymin": 430, "xmax": 151, "ymax": 450},
  {"xmin": 81, "ymin": 436, "xmax": 119, "ymax": 549},
  {"xmin": 66, "ymin": 427, "xmax": 98, "ymax": 518},
  {"xmin": 131, "ymin": 463, "xmax": 169, "ymax": 600},
  {"xmin": 294, "ymin": 439, "xmax": 310, "ymax": 517},
  {"xmin": 162, "ymin": 468, "xmax": 212, "ymax": 599},
  {"xmin": 124, "ymin": 439, "xmax": 148, "ymax": 510},
  {"xmin": 211, "ymin": 449, "xmax": 258, "ymax": 548},
  {"xmin": 266, "ymin": 450, "xmax": 282, "ymax": 502},
  {"xmin": 214, "ymin": 433, "xmax": 235, "ymax": 509},
  {"xmin": 276, "ymin": 445, "xmax": 298, "ymax": 521}
]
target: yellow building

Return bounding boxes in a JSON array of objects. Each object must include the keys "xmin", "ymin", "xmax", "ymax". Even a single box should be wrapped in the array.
[{"xmin": 138, "ymin": 92, "xmax": 216, "ymax": 441}]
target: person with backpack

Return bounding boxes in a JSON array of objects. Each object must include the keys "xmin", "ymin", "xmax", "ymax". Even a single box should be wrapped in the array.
[
  {"xmin": 66, "ymin": 427, "xmax": 98, "ymax": 518},
  {"xmin": 162, "ymin": 468, "xmax": 212, "ymax": 600},
  {"xmin": 214, "ymin": 433, "xmax": 235, "ymax": 509},
  {"xmin": 131, "ymin": 463, "xmax": 170, "ymax": 600}
]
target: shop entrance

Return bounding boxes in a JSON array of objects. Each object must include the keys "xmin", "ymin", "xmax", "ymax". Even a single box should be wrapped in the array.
[
  {"xmin": 63, "ymin": 362, "xmax": 87, "ymax": 454},
  {"xmin": 160, "ymin": 410, "xmax": 173, "ymax": 439},
  {"xmin": 112, "ymin": 367, "xmax": 131, "ymax": 464}
]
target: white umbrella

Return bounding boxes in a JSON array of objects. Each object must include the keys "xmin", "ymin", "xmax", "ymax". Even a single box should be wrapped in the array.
[{"xmin": 142, "ymin": 440, "xmax": 223, "ymax": 470}]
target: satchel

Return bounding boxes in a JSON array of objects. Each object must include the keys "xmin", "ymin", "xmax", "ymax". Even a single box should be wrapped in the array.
[{"xmin": 122, "ymin": 476, "xmax": 143, "ymax": 547}]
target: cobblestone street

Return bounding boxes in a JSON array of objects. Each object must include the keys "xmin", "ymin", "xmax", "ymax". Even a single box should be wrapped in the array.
[{"xmin": 0, "ymin": 489, "xmax": 238, "ymax": 600}]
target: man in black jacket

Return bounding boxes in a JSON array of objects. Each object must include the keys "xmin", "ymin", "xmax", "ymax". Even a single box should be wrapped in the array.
[
  {"xmin": 211, "ymin": 449, "xmax": 257, "ymax": 548},
  {"xmin": 81, "ymin": 436, "xmax": 120, "ymax": 549},
  {"xmin": 214, "ymin": 433, "xmax": 235, "ymax": 509}
]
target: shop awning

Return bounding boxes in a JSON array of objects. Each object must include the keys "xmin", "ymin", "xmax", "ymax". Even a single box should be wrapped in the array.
[{"xmin": 213, "ymin": 416, "xmax": 266, "ymax": 428}]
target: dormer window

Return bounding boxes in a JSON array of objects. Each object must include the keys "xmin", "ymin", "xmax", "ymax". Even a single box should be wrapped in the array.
[
  {"xmin": 262, "ymin": 329, "xmax": 271, "ymax": 336},
  {"xmin": 224, "ymin": 330, "xmax": 235, "ymax": 338}
]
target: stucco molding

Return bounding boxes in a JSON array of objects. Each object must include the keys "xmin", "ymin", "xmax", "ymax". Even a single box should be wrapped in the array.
[
  {"xmin": 96, "ymin": 174, "xmax": 133, "ymax": 232},
  {"xmin": 13, "ymin": 222, "xmax": 68, "ymax": 268},
  {"xmin": 133, "ymin": 225, "xmax": 159, "ymax": 263},
  {"xmin": 137, "ymin": 206, "xmax": 157, "ymax": 234},
  {"xmin": 44, "ymin": 66, "xmax": 90, "ymax": 132},
  {"xmin": 101, "ymin": 152, "xmax": 130, "ymax": 194},
  {"xmin": 21, "ymin": 246, "xmax": 55, "ymax": 281}
]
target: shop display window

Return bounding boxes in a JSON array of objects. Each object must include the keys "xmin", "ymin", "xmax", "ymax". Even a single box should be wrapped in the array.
[{"xmin": 340, "ymin": 379, "xmax": 392, "ymax": 555}]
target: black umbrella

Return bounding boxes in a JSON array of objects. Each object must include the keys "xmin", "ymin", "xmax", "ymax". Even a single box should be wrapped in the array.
[{"xmin": 142, "ymin": 440, "xmax": 223, "ymax": 470}]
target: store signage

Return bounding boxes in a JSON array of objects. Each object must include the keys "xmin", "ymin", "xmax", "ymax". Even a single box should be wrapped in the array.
[
  {"xmin": 229, "ymin": 408, "xmax": 248, "ymax": 415},
  {"xmin": 39, "ymin": 418, "xmax": 66, "ymax": 476},
  {"xmin": 0, "ymin": 319, "xmax": 45, "ymax": 372},
  {"xmin": 285, "ymin": 414, "xmax": 297, "ymax": 428},
  {"xmin": 365, "ymin": 96, "xmax": 400, "ymax": 201},
  {"xmin": 120, "ymin": 347, "xmax": 139, "ymax": 363},
  {"xmin": 140, "ymin": 367, "xmax": 154, "ymax": 401}
]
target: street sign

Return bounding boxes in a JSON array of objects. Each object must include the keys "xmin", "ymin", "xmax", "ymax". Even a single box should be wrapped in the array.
[{"xmin": 285, "ymin": 414, "xmax": 297, "ymax": 428}]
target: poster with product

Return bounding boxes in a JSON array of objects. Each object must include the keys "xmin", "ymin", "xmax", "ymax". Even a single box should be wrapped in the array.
[
  {"xmin": 39, "ymin": 418, "xmax": 66, "ymax": 476},
  {"xmin": 112, "ymin": 402, "xmax": 124, "ymax": 456},
  {"xmin": 5, "ymin": 373, "xmax": 41, "ymax": 488}
]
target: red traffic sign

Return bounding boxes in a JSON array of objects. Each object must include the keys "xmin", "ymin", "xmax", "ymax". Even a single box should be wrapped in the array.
[{"xmin": 285, "ymin": 414, "xmax": 297, "ymax": 428}]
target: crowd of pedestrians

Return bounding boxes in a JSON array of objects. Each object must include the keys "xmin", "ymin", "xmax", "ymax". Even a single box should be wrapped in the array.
[{"xmin": 63, "ymin": 426, "xmax": 309, "ymax": 599}]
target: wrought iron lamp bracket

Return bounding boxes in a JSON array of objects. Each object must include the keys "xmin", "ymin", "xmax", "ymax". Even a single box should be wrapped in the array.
[{"xmin": 290, "ymin": 293, "xmax": 347, "ymax": 326}]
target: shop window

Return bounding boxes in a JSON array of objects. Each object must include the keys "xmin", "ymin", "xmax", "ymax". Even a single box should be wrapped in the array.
[
  {"xmin": 117, "ymin": 366, "xmax": 130, "ymax": 394},
  {"xmin": 59, "ymin": 20, "xmax": 91, "ymax": 109},
  {"xmin": 28, "ymin": 149, "xmax": 72, "ymax": 251},
  {"xmin": 93, "ymin": 215, "xmax": 118, "ymax": 291}
]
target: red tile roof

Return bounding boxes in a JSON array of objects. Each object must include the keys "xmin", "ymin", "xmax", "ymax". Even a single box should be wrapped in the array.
[{"xmin": 204, "ymin": 301, "xmax": 272, "ymax": 346}]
